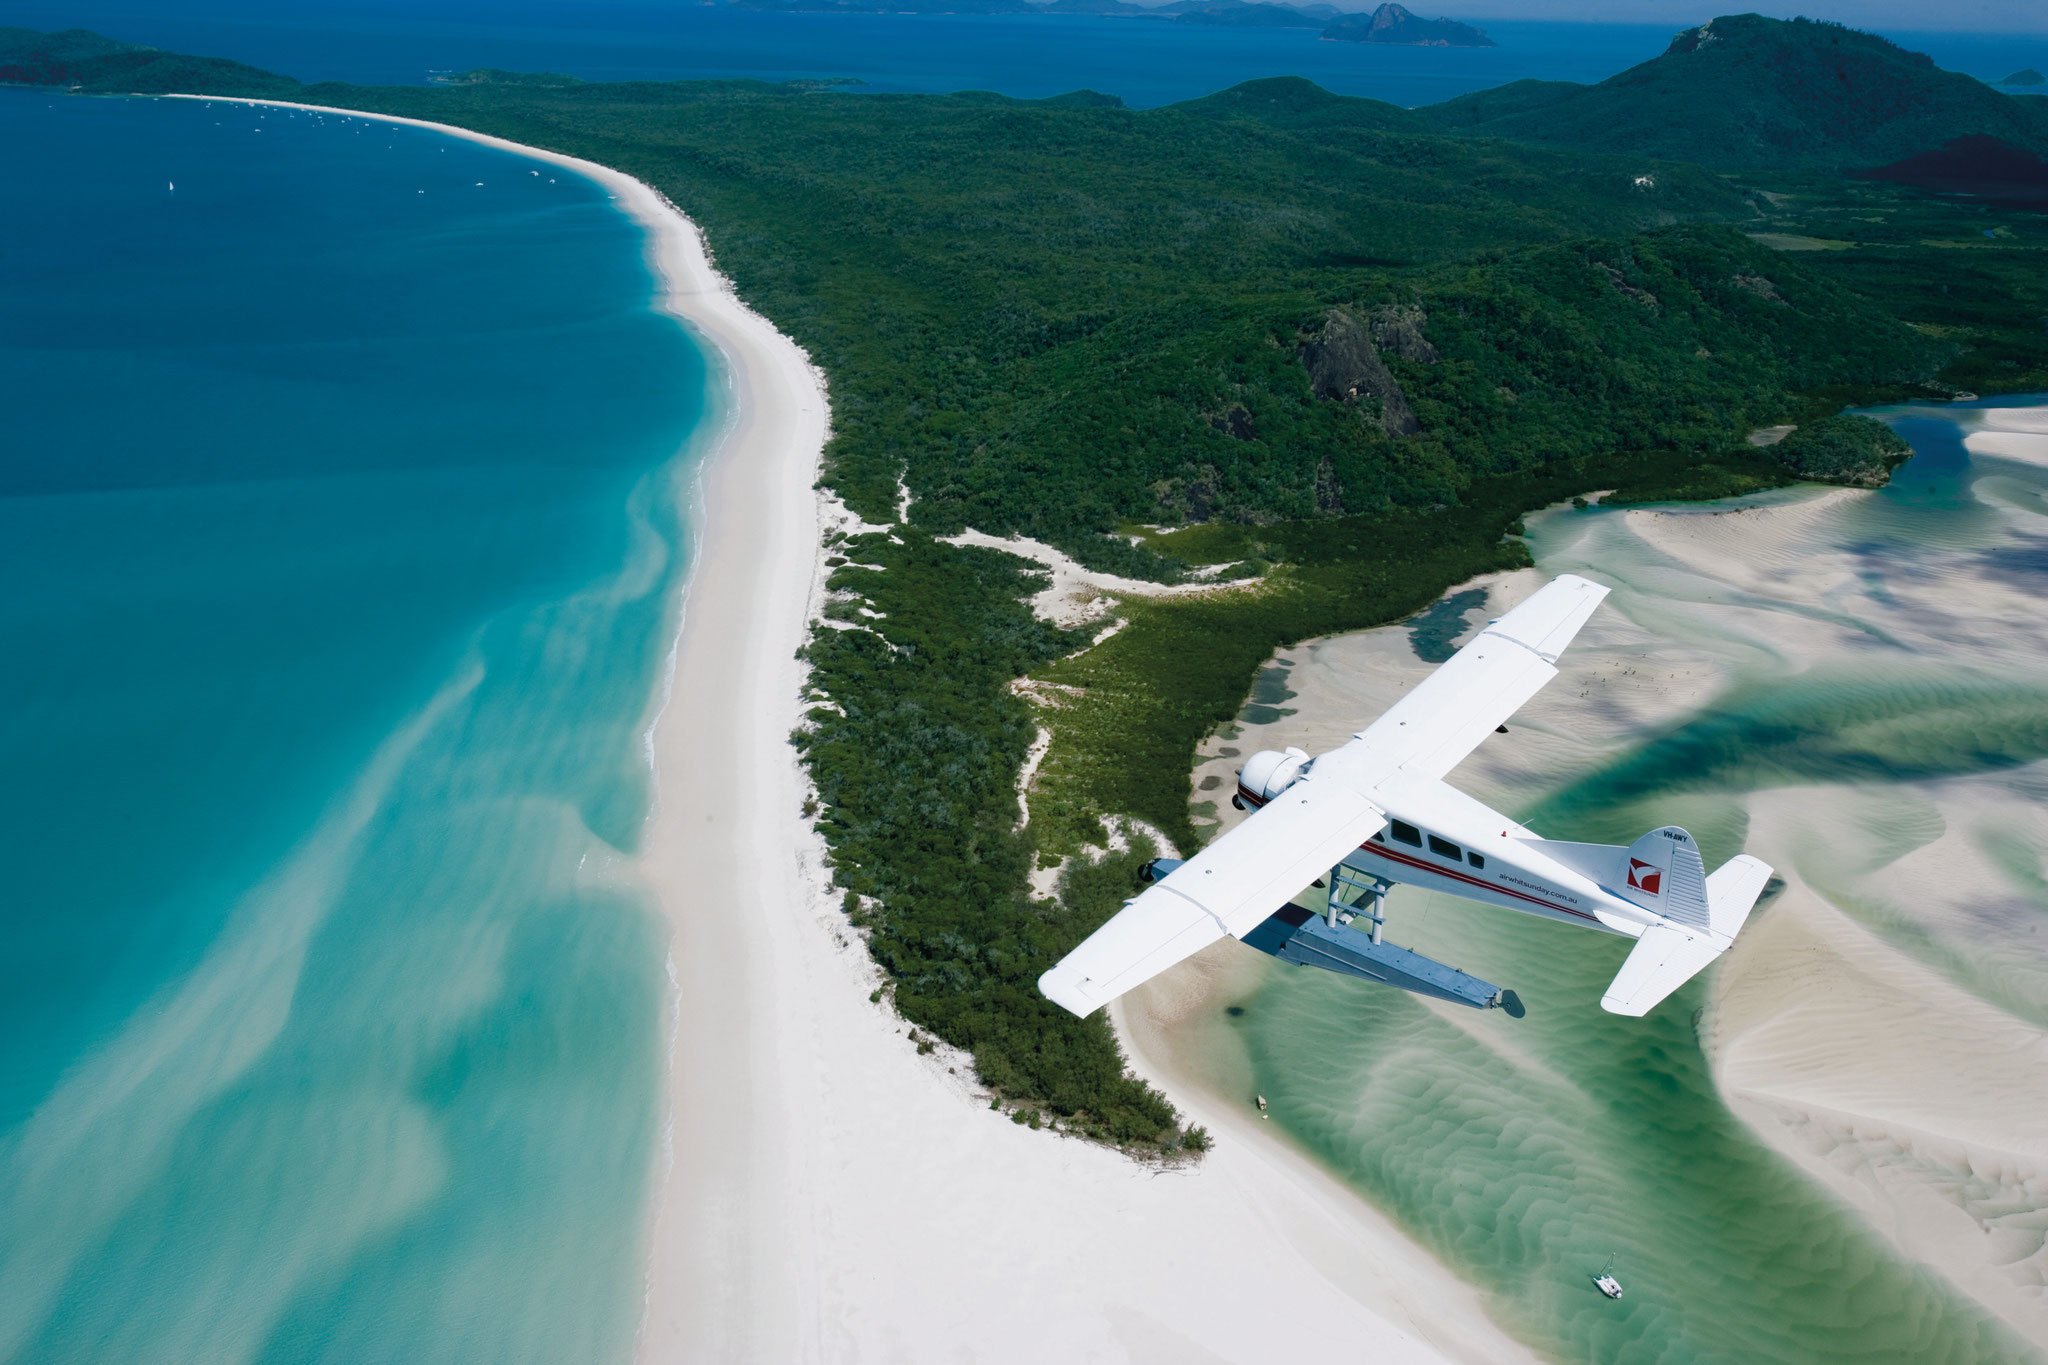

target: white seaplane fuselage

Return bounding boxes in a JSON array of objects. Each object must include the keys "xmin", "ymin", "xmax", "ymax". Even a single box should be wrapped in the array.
[
  {"xmin": 1037, "ymin": 574, "xmax": 1771, "ymax": 1021},
  {"xmin": 1238, "ymin": 767, "xmax": 1651, "ymax": 940}
]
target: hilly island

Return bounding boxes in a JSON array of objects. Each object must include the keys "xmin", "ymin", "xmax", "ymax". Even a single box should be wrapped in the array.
[{"xmin": 10, "ymin": 16, "xmax": 2044, "ymax": 1150}]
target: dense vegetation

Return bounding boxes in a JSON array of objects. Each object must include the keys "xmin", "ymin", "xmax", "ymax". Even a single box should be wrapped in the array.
[
  {"xmin": 1770, "ymin": 413, "xmax": 1913, "ymax": 486},
  {"xmin": 1417, "ymin": 14, "xmax": 2048, "ymax": 170},
  {"xmin": 0, "ymin": 27, "xmax": 296, "ymax": 97},
  {"xmin": 798, "ymin": 534, "xmax": 1191, "ymax": 1142},
  {"xmin": 1737, "ymin": 170, "xmax": 2048, "ymax": 398},
  {"xmin": 275, "ymin": 73, "xmax": 1930, "ymax": 579},
  {"xmin": 30, "ymin": 19, "xmax": 2048, "ymax": 1149}
]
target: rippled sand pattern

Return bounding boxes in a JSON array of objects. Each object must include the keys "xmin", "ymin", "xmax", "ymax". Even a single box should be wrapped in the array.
[{"xmin": 1214, "ymin": 399, "xmax": 2048, "ymax": 1362}]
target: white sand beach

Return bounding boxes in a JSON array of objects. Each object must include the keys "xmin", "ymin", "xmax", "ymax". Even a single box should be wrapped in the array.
[{"xmin": 174, "ymin": 98, "xmax": 1527, "ymax": 1361}]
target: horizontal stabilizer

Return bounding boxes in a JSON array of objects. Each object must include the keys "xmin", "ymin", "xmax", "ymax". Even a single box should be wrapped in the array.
[
  {"xmin": 1600, "ymin": 924, "xmax": 1725, "ymax": 1017},
  {"xmin": 1601, "ymin": 853, "xmax": 1772, "ymax": 1017},
  {"xmin": 1039, "ymin": 779, "xmax": 1383, "ymax": 1017},
  {"xmin": 1707, "ymin": 854, "xmax": 1772, "ymax": 940}
]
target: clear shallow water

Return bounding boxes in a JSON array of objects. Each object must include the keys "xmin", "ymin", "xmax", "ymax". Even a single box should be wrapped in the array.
[
  {"xmin": 13, "ymin": 0, "xmax": 2046, "ymax": 108},
  {"xmin": 0, "ymin": 91, "xmax": 707, "ymax": 1360},
  {"xmin": 1227, "ymin": 400, "xmax": 2048, "ymax": 1362}
]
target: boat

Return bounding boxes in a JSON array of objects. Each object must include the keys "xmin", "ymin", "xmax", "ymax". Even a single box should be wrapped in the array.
[{"xmin": 1593, "ymin": 1253, "xmax": 1624, "ymax": 1299}]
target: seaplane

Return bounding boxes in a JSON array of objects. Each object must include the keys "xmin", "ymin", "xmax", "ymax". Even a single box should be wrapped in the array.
[{"xmin": 1039, "ymin": 574, "xmax": 1771, "ymax": 1020}]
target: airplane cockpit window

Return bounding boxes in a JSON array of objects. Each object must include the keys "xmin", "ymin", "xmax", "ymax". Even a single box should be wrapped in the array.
[
  {"xmin": 1428, "ymin": 835, "xmax": 1461, "ymax": 860},
  {"xmin": 1390, "ymin": 820, "xmax": 1421, "ymax": 846}
]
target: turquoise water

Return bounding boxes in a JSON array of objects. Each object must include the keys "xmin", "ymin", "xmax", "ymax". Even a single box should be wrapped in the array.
[
  {"xmin": 1224, "ymin": 401, "xmax": 2048, "ymax": 1362},
  {"xmin": 0, "ymin": 91, "xmax": 708, "ymax": 1360}
]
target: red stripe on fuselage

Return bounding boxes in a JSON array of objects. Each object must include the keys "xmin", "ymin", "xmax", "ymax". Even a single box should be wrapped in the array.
[
  {"xmin": 1237, "ymin": 784, "xmax": 1597, "ymax": 924},
  {"xmin": 1355, "ymin": 840, "xmax": 1599, "ymax": 923}
]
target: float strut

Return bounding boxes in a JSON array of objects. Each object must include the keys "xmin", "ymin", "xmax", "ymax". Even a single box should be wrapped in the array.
[{"xmin": 1325, "ymin": 864, "xmax": 1390, "ymax": 943}]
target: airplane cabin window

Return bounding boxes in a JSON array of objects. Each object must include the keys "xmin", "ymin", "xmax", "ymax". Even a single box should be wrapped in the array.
[
  {"xmin": 1428, "ymin": 834, "xmax": 1461, "ymax": 860},
  {"xmin": 1390, "ymin": 820, "xmax": 1421, "ymax": 846},
  {"xmin": 1467, "ymin": 851, "xmax": 1486, "ymax": 869}
]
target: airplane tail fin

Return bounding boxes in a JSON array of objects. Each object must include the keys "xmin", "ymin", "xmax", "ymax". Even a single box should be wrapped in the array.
[
  {"xmin": 1614, "ymin": 826, "xmax": 1709, "ymax": 930},
  {"xmin": 1525, "ymin": 825, "xmax": 1710, "ymax": 929},
  {"xmin": 1600, "ymin": 853, "xmax": 1772, "ymax": 1017}
]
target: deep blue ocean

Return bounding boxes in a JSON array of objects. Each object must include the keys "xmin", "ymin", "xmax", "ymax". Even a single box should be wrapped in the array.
[
  {"xmin": 0, "ymin": 89, "xmax": 706, "ymax": 1360},
  {"xmin": 11, "ymin": 0, "xmax": 2048, "ymax": 107}
]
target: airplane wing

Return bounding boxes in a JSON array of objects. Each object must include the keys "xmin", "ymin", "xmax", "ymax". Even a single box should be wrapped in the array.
[
  {"xmin": 1039, "ymin": 779, "xmax": 1384, "ymax": 1017},
  {"xmin": 1353, "ymin": 574, "xmax": 1609, "ymax": 782}
]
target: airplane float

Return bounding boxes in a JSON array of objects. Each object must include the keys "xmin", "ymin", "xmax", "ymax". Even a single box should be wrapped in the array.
[{"xmin": 1039, "ymin": 574, "xmax": 1771, "ymax": 1021}]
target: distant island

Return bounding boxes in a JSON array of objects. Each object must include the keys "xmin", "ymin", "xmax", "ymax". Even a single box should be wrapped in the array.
[
  {"xmin": 1165, "ymin": 0, "xmax": 1488, "ymax": 41},
  {"xmin": 2000, "ymin": 68, "xmax": 2045, "ymax": 88},
  {"xmin": 717, "ymin": 0, "xmax": 1485, "ymax": 38},
  {"xmin": 1322, "ymin": 3, "xmax": 1493, "ymax": 47},
  {"xmin": 1414, "ymin": 14, "xmax": 2048, "ymax": 170}
]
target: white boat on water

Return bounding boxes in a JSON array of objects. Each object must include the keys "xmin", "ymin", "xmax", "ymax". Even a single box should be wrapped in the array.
[{"xmin": 1593, "ymin": 1254, "xmax": 1624, "ymax": 1299}]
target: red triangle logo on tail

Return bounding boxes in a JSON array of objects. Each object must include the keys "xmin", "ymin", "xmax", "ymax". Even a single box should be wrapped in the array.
[{"xmin": 1627, "ymin": 859, "xmax": 1663, "ymax": 895}]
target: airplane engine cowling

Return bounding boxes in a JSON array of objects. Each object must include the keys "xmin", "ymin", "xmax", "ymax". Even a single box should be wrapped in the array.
[{"xmin": 1238, "ymin": 746, "xmax": 1312, "ymax": 802}]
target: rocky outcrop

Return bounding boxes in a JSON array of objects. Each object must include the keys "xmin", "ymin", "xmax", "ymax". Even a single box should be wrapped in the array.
[
  {"xmin": 1731, "ymin": 272, "xmax": 1787, "ymax": 304},
  {"xmin": 1207, "ymin": 403, "xmax": 1258, "ymax": 440},
  {"xmin": 1368, "ymin": 303, "xmax": 1440, "ymax": 363},
  {"xmin": 1596, "ymin": 262, "xmax": 1660, "ymax": 311},
  {"xmin": 1321, "ymin": 3, "xmax": 1494, "ymax": 48},
  {"xmin": 1300, "ymin": 308, "xmax": 1433, "ymax": 437},
  {"xmin": 1151, "ymin": 464, "xmax": 1221, "ymax": 521}
]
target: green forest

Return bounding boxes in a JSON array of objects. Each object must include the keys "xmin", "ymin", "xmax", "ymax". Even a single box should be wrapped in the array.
[
  {"xmin": 281, "ymin": 74, "xmax": 1942, "ymax": 573},
  {"xmin": 13, "ymin": 18, "xmax": 2048, "ymax": 1151}
]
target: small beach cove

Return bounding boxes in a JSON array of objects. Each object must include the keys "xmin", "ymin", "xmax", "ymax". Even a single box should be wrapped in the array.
[{"xmin": 1129, "ymin": 396, "xmax": 2048, "ymax": 1362}]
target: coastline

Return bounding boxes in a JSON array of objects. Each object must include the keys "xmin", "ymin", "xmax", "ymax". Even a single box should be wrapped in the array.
[{"xmin": 166, "ymin": 95, "xmax": 1513, "ymax": 1361}]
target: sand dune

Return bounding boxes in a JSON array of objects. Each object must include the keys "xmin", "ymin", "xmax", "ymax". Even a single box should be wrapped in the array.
[{"xmin": 1713, "ymin": 873, "xmax": 2048, "ymax": 1344}]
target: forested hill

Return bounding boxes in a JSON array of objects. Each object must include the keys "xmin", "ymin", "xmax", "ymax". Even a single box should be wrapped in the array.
[
  {"xmin": 281, "ymin": 73, "xmax": 1935, "ymax": 569},
  {"xmin": 0, "ymin": 27, "xmax": 296, "ymax": 97},
  {"xmin": 1418, "ymin": 13, "xmax": 2048, "ymax": 171}
]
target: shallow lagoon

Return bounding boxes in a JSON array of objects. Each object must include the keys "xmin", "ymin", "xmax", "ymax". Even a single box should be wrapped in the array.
[{"xmin": 1215, "ymin": 398, "xmax": 2048, "ymax": 1361}]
